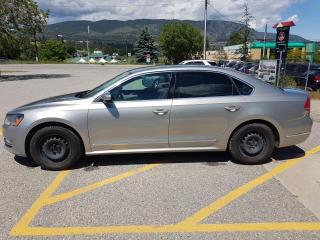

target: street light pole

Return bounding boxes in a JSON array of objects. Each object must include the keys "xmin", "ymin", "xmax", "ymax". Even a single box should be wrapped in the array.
[
  {"xmin": 263, "ymin": 24, "xmax": 267, "ymax": 59},
  {"xmin": 203, "ymin": 0, "xmax": 208, "ymax": 60},
  {"xmin": 87, "ymin": 25, "xmax": 90, "ymax": 62}
]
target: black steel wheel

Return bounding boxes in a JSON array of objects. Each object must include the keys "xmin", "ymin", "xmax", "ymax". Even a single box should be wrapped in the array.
[
  {"xmin": 30, "ymin": 126, "xmax": 82, "ymax": 170},
  {"xmin": 229, "ymin": 123, "xmax": 275, "ymax": 164}
]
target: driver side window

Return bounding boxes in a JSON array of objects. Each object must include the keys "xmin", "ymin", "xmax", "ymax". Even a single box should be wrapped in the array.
[{"xmin": 111, "ymin": 73, "xmax": 172, "ymax": 101}]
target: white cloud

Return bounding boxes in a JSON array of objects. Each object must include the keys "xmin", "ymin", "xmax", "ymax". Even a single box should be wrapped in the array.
[{"xmin": 36, "ymin": 0, "xmax": 299, "ymax": 30}]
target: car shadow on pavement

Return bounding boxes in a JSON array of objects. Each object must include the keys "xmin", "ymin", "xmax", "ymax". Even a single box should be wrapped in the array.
[
  {"xmin": 0, "ymin": 74, "xmax": 71, "ymax": 82},
  {"xmin": 272, "ymin": 145, "xmax": 305, "ymax": 161},
  {"xmin": 14, "ymin": 156, "xmax": 38, "ymax": 168},
  {"xmin": 13, "ymin": 145, "xmax": 306, "ymax": 170}
]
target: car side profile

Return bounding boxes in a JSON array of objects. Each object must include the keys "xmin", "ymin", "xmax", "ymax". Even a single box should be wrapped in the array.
[{"xmin": 3, "ymin": 65, "xmax": 312, "ymax": 170}]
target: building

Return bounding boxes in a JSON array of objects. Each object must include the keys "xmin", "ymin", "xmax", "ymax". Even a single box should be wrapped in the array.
[{"xmin": 207, "ymin": 41, "xmax": 310, "ymax": 61}]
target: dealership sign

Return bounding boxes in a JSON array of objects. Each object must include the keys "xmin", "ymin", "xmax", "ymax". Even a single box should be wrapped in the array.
[{"xmin": 273, "ymin": 21, "xmax": 295, "ymax": 59}]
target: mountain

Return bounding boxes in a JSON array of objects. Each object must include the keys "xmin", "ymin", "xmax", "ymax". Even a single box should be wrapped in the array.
[{"xmin": 44, "ymin": 19, "xmax": 308, "ymax": 44}]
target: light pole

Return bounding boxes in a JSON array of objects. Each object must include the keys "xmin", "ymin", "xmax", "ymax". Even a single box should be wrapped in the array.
[
  {"xmin": 203, "ymin": 0, "xmax": 208, "ymax": 60},
  {"xmin": 87, "ymin": 25, "xmax": 90, "ymax": 62}
]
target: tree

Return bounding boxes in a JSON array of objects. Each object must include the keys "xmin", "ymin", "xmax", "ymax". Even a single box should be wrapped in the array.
[
  {"xmin": 315, "ymin": 50, "xmax": 320, "ymax": 64},
  {"xmin": 159, "ymin": 23, "xmax": 203, "ymax": 64},
  {"xmin": 227, "ymin": 31, "xmax": 243, "ymax": 46},
  {"xmin": 134, "ymin": 27, "xmax": 158, "ymax": 63},
  {"xmin": 39, "ymin": 39, "xmax": 67, "ymax": 61},
  {"xmin": 0, "ymin": 0, "xmax": 48, "ymax": 60},
  {"xmin": 239, "ymin": 2, "xmax": 254, "ymax": 61}
]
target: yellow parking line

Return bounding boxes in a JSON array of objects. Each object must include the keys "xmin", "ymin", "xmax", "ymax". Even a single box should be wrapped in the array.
[
  {"xmin": 10, "ymin": 145, "xmax": 320, "ymax": 236},
  {"xmin": 45, "ymin": 164, "xmax": 160, "ymax": 205},
  {"xmin": 10, "ymin": 164, "xmax": 160, "ymax": 236},
  {"xmin": 12, "ymin": 222, "xmax": 320, "ymax": 236},
  {"xmin": 10, "ymin": 171, "xmax": 70, "ymax": 236},
  {"xmin": 0, "ymin": 128, "xmax": 3, "ymax": 137},
  {"xmin": 178, "ymin": 145, "xmax": 320, "ymax": 225}
]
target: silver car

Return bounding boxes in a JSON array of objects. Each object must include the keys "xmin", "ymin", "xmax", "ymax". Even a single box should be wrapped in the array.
[{"xmin": 3, "ymin": 66, "xmax": 312, "ymax": 170}]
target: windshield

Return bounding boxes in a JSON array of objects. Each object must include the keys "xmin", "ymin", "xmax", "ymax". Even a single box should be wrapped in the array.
[{"xmin": 80, "ymin": 70, "xmax": 132, "ymax": 98}]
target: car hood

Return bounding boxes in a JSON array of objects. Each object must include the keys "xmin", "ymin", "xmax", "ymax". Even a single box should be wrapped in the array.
[{"xmin": 12, "ymin": 91, "xmax": 87, "ymax": 112}]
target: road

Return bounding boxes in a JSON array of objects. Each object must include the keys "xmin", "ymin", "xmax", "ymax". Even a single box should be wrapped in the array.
[{"xmin": 0, "ymin": 64, "xmax": 320, "ymax": 240}]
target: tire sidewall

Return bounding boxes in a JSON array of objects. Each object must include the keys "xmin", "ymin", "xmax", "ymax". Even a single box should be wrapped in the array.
[
  {"xmin": 30, "ymin": 126, "xmax": 82, "ymax": 170},
  {"xmin": 229, "ymin": 123, "xmax": 275, "ymax": 165}
]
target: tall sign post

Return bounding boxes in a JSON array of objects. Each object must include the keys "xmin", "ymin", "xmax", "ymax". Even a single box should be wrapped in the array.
[{"xmin": 273, "ymin": 21, "xmax": 295, "ymax": 86}]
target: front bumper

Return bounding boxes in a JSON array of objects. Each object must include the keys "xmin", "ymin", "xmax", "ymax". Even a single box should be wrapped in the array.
[{"xmin": 2, "ymin": 124, "xmax": 28, "ymax": 157}]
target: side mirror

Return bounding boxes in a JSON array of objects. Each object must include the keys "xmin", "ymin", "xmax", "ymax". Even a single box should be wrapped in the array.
[{"xmin": 101, "ymin": 92, "xmax": 113, "ymax": 103}]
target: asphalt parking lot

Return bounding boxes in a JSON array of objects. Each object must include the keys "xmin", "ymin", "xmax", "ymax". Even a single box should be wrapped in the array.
[{"xmin": 0, "ymin": 64, "xmax": 320, "ymax": 240}]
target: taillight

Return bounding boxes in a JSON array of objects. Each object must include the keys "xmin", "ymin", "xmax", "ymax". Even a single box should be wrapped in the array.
[
  {"xmin": 313, "ymin": 75, "xmax": 320, "ymax": 83},
  {"xmin": 304, "ymin": 96, "xmax": 311, "ymax": 113}
]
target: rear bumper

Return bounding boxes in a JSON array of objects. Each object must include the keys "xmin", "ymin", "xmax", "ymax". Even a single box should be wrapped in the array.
[{"xmin": 279, "ymin": 114, "xmax": 313, "ymax": 148}]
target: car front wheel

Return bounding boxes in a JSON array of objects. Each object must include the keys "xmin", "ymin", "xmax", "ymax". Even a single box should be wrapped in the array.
[
  {"xmin": 228, "ymin": 123, "xmax": 275, "ymax": 164},
  {"xmin": 30, "ymin": 126, "xmax": 82, "ymax": 170}
]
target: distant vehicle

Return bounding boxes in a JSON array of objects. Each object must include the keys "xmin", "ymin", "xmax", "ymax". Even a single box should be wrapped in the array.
[
  {"xmin": 0, "ymin": 57, "xmax": 9, "ymax": 62},
  {"xmin": 233, "ymin": 62, "xmax": 245, "ymax": 71},
  {"xmin": 284, "ymin": 63, "xmax": 319, "ymax": 79},
  {"xmin": 239, "ymin": 63, "xmax": 256, "ymax": 74},
  {"xmin": 248, "ymin": 65, "xmax": 259, "ymax": 75},
  {"xmin": 3, "ymin": 65, "xmax": 312, "ymax": 170},
  {"xmin": 217, "ymin": 60, "xmax": 229, "ymax": 67},
  {"xmin": 225, "ymin": 61, "xmax": 237, "ymax": 68},
  {"xmin": 295, "ymin": 68, "xmax": 320, "ymax": 91},
  {"xmin": 179, "ymin": 60, "xmax": 217, "ymax": 66}
]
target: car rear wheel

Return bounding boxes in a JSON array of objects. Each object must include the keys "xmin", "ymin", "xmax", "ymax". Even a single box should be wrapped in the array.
[
  {"xmin": 228, "ymin": 123, "xmax": 275, "ymax": 164},
  {"xmin": 30, "ymin": 126, "xmax": 82, "ymax": 170}
]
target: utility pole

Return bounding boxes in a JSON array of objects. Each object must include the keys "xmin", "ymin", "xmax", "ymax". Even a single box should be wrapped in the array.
[
  {"xmin": 203, "ymin": 0, "xmax": 208, "ymax": 59},
  {"xmin": 87, "ymin": 25, "xmax": 90, "ymax": 62},
  {"xmin": 263, "ymin": 24, "xmax": 267, "ymax": 59}
]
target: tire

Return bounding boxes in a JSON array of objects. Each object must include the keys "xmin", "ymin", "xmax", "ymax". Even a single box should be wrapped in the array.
[
  {"xmin": 228, "ymin": 123, "xmax": 275, "ymax": 165},
  {"xmin": 30, "ymin": 126, "xmax": 82, "ymax": 170}
]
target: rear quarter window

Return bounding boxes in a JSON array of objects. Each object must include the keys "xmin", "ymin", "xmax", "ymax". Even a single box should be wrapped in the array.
[{"xmin": 232, "ymin": 78, "xmax": 253, "ymax": 95}]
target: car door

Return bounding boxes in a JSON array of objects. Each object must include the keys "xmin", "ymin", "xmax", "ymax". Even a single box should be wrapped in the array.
[
  {"xmin": 88, "ymin": 72, "xmax": 173, "ymax": 152},
  {"xmin": 169, "ymin": 71, "xmax": 248, "ymax": 148}
]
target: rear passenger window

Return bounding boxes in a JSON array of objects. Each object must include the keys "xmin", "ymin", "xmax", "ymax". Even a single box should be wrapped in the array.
[
  {"xmin": 232, "ymin": 78, "xmax": 253, "ymax": 95},
  {"xmin": 175, "ymin": 72, "xmax": 238, "ymax": 98}
]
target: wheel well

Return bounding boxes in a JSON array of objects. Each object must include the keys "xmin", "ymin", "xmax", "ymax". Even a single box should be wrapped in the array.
[
  {"xmin": 25, "ymin": 122, "xmax": 85, "ymax": 157},
  {"xmin": 228, "ymin": 120, "xmax": 280, "ymax": 148}
]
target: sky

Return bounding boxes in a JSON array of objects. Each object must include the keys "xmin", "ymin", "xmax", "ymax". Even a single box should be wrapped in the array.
[{"xmin": 36, "ymin": 0, "xmax": 320, "ymax": 40}]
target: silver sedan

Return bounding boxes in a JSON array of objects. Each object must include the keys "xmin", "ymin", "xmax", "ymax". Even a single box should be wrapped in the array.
[{"xmin": 3, "ymin": 65, "xmax": 312, "ymax": 170}]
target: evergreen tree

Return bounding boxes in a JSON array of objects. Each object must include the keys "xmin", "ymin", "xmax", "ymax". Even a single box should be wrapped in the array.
[{"xmin": 134, "ymin": 27, "xmax": 158, "ymax": 63}]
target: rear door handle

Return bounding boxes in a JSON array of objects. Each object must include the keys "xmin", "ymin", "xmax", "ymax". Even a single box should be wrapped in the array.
[
  {"xmin": 152, "ymin": 109, "xmax": 168, "ymax": 116},
  {"xmin": 225, "ymin": 106, "xmax": 240, "ymax": 112}
]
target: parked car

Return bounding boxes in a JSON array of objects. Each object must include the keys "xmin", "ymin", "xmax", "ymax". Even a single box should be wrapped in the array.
[
  {"xmin": 179, "ymin": 60, "xmax": 217, "ymax": 66},
  {"xmin": 3, "ymin": 65, "xmax": 312, "ymax": 170},
  {"xmin": 225, "ymin": 61, "xmax": 237, "ymax": 68},
  {"xmin": 239, "ymin": 63, "xmax": 256, "ymax": 74},
  {"xmin": 284, "ymin": 63, "xmax": 320, "ymax": 79},
  {"xmin": 248, "ymin": 64, "xmax": 259, "ymax": 75},
  {"xmin": 217, "ymin": 60, "xmax": 229, "ymax": 67},
  {"xmin": 233, "ymin": 62, "xmax": 245, "ymax": 71},
  {"xmin": 295, "ymin": 68, "xmax": 320, "ymax": 91}
]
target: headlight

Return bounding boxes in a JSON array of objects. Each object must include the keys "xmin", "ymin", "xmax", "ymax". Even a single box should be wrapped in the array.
[{"xmin": 4, "ymin": 114, "xmax": 24, "ymax": 127}]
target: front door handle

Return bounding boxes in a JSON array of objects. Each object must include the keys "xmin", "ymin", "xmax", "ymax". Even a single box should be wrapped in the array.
[
  {"xmin": 152, "ymin": 109, "xmax": 168, "ymax": 116},
  {"xmin": 225, "ymin": 106, "xmax": 240, "ymax": 112}
]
